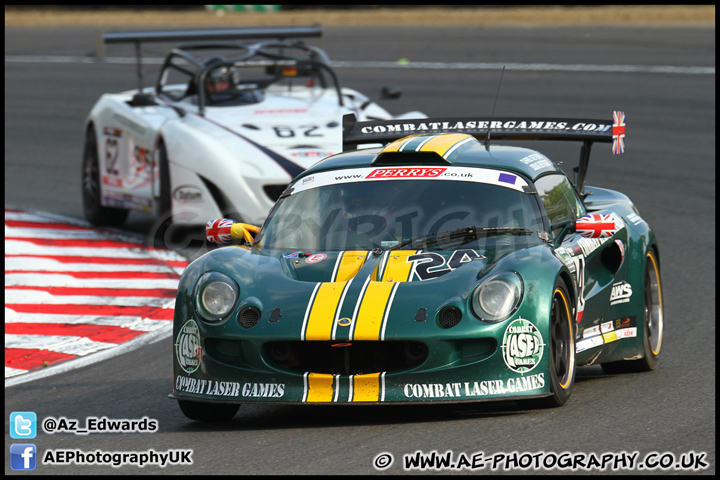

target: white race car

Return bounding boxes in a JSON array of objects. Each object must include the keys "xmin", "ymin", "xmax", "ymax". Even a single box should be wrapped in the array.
[{"xmin": 81, "ymin": 26, "xmax": 424, "ymax": 232}]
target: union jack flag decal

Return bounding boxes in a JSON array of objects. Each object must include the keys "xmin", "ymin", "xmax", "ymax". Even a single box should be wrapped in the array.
[
  {"xmin": 576, "ymin": 214, "xmax": 618, "ymax": 238},
  {"xmin": 612, "ymin": 111, "xmax": 625, "ymax": 155},
  {"xmin": 206, "ymin": 218, "xmax": 234, "ymax": 243}
]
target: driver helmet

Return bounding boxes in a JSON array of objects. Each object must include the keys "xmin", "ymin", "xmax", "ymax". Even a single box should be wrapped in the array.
[
  {"xmin": 341, "ymin": 187, "xmax": 375, "ymax": 220},
  {"xmin": 204, "ymin": 56, "xmax": 235, "ymax": 94}
]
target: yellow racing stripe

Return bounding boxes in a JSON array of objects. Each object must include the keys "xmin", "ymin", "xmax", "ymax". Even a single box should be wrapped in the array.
[
  {"xmin": 419, "ymin": 133, "xmax": 473, "ymax": 157},
  {"xmin": 378, "ymin": 250, "xmax": 418, "ymax": 282},
  {"xmin": 352, "ymin": 281, "xmax": 397, "ymax": 340},
  {"xmin": 334, "ymin": 251, "xmax": 367, "ymax": 282},
  {"xmin": 305, "ymin": 373, "xmax": 335, "ymax": 403},
  {"xmin": 380, "ymin": 133, "xmax": 473, "ymax": 157},
  {"xmin": 304, "ymin": 281, "xmax": 348, "ymax": 340},
  {"xmin": 381, "ymin": 135, "xmax": 420, "ymax": 153},
  {"xmin": 352, "ymin": 373, "xmax": 383, "ymax": 402}
]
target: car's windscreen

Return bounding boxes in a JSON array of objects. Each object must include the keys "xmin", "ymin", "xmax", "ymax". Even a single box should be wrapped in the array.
[{"xmin": 256, "ymin": 177, "xmax": 546, "ymax": 252}]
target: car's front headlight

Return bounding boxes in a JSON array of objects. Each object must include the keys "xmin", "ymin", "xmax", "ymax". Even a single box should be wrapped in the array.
[
  {"xmin": 196, "ymin": 272, "xmax": 239, "ymax": 322},
  {"xmin": 471, "ymin": 271, "xmax": 523, "ymax": 323}
]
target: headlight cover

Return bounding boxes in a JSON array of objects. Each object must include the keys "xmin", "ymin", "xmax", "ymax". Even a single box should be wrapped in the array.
[
  {"xmin": 196, "ymin": 272, "xmax": 239, "ymax": 322},
  {"xmin": 471, "ymin": 271, "xmax": 523, "ymax": 323}
]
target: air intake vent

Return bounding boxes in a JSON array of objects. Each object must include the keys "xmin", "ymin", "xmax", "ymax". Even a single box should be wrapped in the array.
[
  {"xmin": 265, "ymin": 341, "xmax": 428, "ymax": 375},
  {"xmin": 438, "ymin": 306, "xmax": 462, "ymax": 329},
  {"xmin": 374, "ymin": 151, "xmax": 448, "ymax": 165},
  {"xmin": 238, "ymin": 306, "xmax": 261, "ymax": 329}
]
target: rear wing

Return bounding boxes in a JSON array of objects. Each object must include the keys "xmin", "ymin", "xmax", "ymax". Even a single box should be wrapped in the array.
[
  {"xmin": 97, "ymin": 26, "xmax": 322, "ymax": 92},
  {"xmin": 342, "ymin": 112, "xmax": 626, "ymax": 196}
]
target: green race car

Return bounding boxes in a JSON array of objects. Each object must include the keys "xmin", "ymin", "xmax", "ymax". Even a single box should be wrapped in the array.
[{"xmin": 171, "ymin": 112, "xmax": 664, "ymax": 421}]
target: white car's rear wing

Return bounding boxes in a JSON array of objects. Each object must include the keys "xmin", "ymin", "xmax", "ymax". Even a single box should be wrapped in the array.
[{"xmin": 97, "ymin": 26, "xmax": 322, "ymax": 91}]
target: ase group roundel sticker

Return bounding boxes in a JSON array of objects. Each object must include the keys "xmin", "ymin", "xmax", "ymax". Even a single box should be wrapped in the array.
[
  {"xmin": 501, "ymin": 318, "xmax": 545, "ymax": 374},
  {"xmin": 176, "ymin": 319, "xmax": 202, "ymax": 374}
]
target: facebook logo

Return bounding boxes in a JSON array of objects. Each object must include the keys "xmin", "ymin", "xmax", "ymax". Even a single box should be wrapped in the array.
[
  {"xmin": 10, "ymin": 411, "xmax": 37, "ymax": 439},
  {"xmin": 10, "ymin": 444, "xmax": 37, "ymax": 471}
]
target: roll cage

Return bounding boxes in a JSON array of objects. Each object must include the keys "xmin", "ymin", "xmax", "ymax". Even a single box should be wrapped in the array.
[
  {"xmin": 156, "ymin": 41, "xmax": 344, "ymax": 115},
  {"xmin": 99, "ymin": 26, "xmax": 343, "ymax": 114}
]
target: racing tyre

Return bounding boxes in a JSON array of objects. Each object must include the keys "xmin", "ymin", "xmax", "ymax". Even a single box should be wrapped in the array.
[
  {"xmin": 81, "ymin": 125, "xmax": 129, "ymax": 226},
  {"xmin": 158, "ymin": 140, "xmax": 173, "ymax": 220},
  {"xmin": 536, "ymin": 280, "xmax": 576, "ymax": 408},
  {"xmin": 601, "ymin": 248, "xmax": 664, "ymax": 374},
  {"xmin": 178, "ymin": 400, "xmax": 240, "ymax": 422},
  {"xmin": 151, "ymin": 140, "xmax": 173, "ymax": 248}
]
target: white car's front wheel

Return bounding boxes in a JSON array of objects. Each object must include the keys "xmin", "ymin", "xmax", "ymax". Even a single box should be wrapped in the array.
[
  {"xmin": 150, "ymin": 139, "xmax": 175, "ymax": 248},
  {"xmin": 81, "ymin": 125, "xmax": 129, "ymax": 226}
]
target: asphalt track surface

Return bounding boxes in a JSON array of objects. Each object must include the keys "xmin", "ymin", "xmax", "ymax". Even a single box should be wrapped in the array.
[{"xmin": 5, "ymin": 24, "xmax": 715, "ymax": 475}]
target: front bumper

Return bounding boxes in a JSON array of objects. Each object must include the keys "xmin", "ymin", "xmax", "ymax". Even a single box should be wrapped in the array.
[
  {"xmin": 172, "ymin": 324, "xmax": 552, "ymax": 405},
  {"xmin": 171, "ymin": 246, "xmax": 557, "ymax": 405}
]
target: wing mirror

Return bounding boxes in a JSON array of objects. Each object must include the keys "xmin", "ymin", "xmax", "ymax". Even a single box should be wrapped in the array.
[
  {"xmin": 205, "ymin": 219, "xmax": 260, "ymax": 245},
  {"xmin": 550, "ymin": 220, "xmax": 575, "ymax": 248}
]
